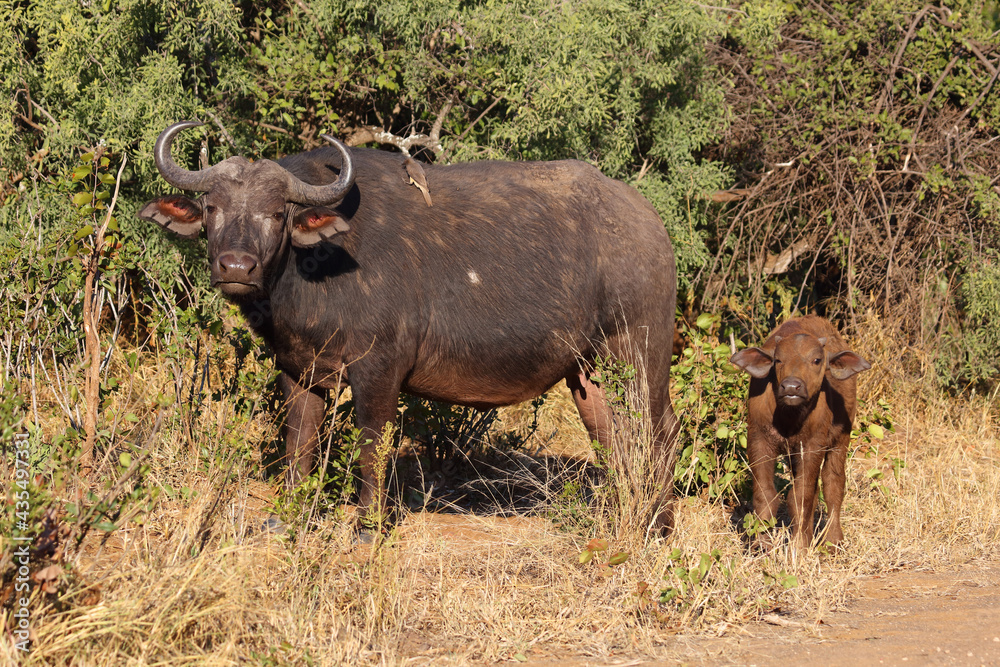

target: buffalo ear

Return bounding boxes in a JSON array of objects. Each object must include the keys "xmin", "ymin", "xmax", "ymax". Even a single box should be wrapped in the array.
[
  {"xmin": 290, "ymin": 207, "xmax": 351, "ymax": 247},
  {"xmin": 730, "ymin": 347, "xmax": 774, "ymax": 379},
  {"xmin": 828, "ymin": 350, "xmax": 871, "ymax": 380},
  {"xmin": 139, "ymin": 195, "xmax": 203, "ymax": 239}
]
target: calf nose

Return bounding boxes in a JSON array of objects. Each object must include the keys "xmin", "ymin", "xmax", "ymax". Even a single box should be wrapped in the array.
[
  {"xmin": 217, "ymin": 252, "xmax": 258, "ymax": 281},
  {"xmin": 778, "ymin": 377, "xmax": 805, "ymax": 397}
]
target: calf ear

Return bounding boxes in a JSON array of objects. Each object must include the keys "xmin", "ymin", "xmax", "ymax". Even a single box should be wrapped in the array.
[
  {"xmin": 730, "ymin": 347, "xmax": 774, "ymax": 379},
  {"xmin": 828, "ymin": 350, "xmax": 871, "ymax": 380},
  {"xmin": 291, "ymin": 207, "xmax": 351, "ymax": 247},
  {"xmin": 138, "ymin": 195, "xmax": 203, "ymax": 239}
]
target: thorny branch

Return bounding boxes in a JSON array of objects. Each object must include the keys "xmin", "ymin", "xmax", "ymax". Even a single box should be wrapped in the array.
[{"xmin": 703, "ymin": 9, "xmax": 1000, "ymax": 350}]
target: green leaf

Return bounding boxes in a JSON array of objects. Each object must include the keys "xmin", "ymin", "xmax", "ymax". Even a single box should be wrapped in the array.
[
  {"xmin": 119, "ymin": 452, "xmax": 132, "ymax": 467},
  {"xmin": 74, "ymin": 225, "xmax": 94, "ymax": 240},
  {"xmin": 72, "ymin": 192, "xmax": 93, "ymax": 206},
  {"xmin": 579, "ymin": 549, "xmax": 594, "ymax": 564},
  {"xmin": 868, "ymin": 424, "xmax": 885, "ymax": 439},
  {"xmin": 607, "ymin": 551, "xmax": 629, "ymax": 566},
  {"xmin": 695, "ymin": 313, "xmax": 716, "ymax": 330},
  {"xmin": 585, "ymin": 538, "xmax": 609, "ymax": 552}
]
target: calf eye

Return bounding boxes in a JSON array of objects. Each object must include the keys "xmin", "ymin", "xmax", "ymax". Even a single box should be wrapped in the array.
[{"xmin": 813, "ymin": 358, "xmax": 822, "ymax": 365}]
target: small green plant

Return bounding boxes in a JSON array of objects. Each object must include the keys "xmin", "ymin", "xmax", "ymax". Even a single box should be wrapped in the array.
[
  {"xmin": 762, "ymin": 568, "xmax": 799, "ymax": 590},
  {"xmin": 851, "ymin": 398, "xmax": 904, "ymax": 498},
  {"xmin": 671, "ymin": 314, "xmax": 751, "ymax": 502},
  {"xmin": 577, "ymin": 537, "xmax": 629, "ymax": 577},
  {"xmin": 741, "ymin": 512, "xmax": 777, "ymax": 539},
  {"xmin": 365, "ymin": 422, "xmax": 396, "ymax": 532},
  {"xmin": 657, "ymin": 548, "xmax": 727, "ymax": 617},
  {"xmin": 269, "ymin": 426, "xmax": 365, "ymax": 538},
  {"xmin": 550, "ymin": 480, "xmax": 595, "ymax": 533},
  {"xmin": 591, "ymin": 356, "xmax": 641, "ymax": 421}
]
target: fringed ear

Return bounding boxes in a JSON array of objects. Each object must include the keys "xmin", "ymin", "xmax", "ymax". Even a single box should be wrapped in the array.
[
  {"xmin": 290, "ymin": 207, "xmax": 351, "ymax": 247},
  {"xmin": 730, "ymin": 347, "xmax": 775, "ymax": 379},
  {"xmin": 138, "ymin": 195, "xmax": 203, "ymax": 239},
  {"xmin": 828, "ymin": 350, "xmax": 872, "ymax": 380}
]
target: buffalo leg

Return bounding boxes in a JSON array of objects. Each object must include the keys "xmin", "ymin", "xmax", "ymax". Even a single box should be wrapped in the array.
[
  {"xmin": 566, "ymin": 370, "xmax": 613, "ymax": 448},
  {"xmin": 567, "ymin": 364, "xmax": 677, "ymax": 536},
  {"xmin": 787, "ymin": 442, "xmax": 824, "ymax": 550},
  {"xmin": 279, "ymin": 372, "xmax": 327, "ymax": 488},
  {"xmin": 646, "ymin": 369, "xmax": 679, "ymax": 536},
  {"xmin": 351, "ymin": 381, "xmax": 403, "ymax": 525},
  {"xmin": 820, "ymin": 437, "xmax": 849, "ymax": 547}
]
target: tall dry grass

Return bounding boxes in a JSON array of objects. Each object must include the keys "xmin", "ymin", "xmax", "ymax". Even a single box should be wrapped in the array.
[{"xmin": 3, "ymin": 311, "xmax": 999, "ymax": 665}]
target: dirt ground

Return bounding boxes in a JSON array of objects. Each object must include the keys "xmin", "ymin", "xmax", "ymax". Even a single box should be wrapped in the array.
[
  {"xmin": 686, "ymin": 562, "xmax": 1000, "ymax": 667},
  {"xmin": 396, "ymin": 515, "xmax": 1000, "ymax": 667}
]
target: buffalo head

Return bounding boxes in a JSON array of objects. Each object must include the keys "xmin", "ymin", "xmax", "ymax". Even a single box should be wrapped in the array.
[
  {"xmin": 139, "ymin": 121, "xmax": 356, "ymax": 298},
  {"xmin": 731, "ymin": 333, "xmax": 870, "ymax": 408}
]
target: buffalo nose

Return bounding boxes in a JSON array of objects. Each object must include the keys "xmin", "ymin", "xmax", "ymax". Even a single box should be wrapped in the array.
[
  {"xmin": 217, "ymin": 252, "xmax": 258, "ymax": 280},
  {"xmin": 778, "ymin": 377, "xmax": 805, "ymax": 396}
]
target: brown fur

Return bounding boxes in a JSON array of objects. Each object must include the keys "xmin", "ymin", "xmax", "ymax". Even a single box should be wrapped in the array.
[{"xmin": 731, "ymin": 315, "xmax": 871, "ymax": 550}]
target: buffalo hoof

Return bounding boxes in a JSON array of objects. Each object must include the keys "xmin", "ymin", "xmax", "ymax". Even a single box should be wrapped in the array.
[{"xmin": 262, "ymin": 515, "xmax": 288, "ymax": 535}]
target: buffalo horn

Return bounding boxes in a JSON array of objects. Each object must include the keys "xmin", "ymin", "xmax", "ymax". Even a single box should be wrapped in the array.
[
  {"xmin": 153, "ymin": 121, "xmax": 217, "ymax": 192},
  {"xmin": 283, "ymin": 135, "xmax": 356, "ymax": 205}
]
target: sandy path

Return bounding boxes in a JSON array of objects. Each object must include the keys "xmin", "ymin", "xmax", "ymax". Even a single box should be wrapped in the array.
[{"xmin": 688, "ymin": 563, "xmax": 1000, "ymax": 666}]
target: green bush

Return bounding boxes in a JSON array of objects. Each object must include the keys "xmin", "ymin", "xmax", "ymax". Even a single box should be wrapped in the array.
[{"xmin": 672, "ymin": 314, "xmax": 751, "ymax": 502}]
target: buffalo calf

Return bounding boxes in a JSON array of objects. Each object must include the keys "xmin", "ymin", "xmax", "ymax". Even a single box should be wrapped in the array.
[{"xmin": 730, "ymin": 315, "xmax": 870, "ymax": 550}]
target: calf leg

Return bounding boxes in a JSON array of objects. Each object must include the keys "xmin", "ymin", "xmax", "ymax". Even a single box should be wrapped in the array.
[
  {"xmin": 279, "ymin": 372, "xmax": 328, "ymax": 488},
  {"xmin": 787, "ymin": 442, "xmax": 825, "ymax": 550},
  {"xmin": 820, "ymin": 436, "xmax": 849, "ymax": 547},
  {"xmin": 748, "ymin": 436, "xmax": 781, "ymax": 526}
]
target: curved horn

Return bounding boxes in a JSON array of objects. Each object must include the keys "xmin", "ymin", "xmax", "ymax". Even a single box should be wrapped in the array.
[
  {"xmin": 154, "ymin": 120, "xmax": 217, "ymax": 192},
  {"xmin": 284, "ymin": 135, "xmax": 356, "ymax": 205}
]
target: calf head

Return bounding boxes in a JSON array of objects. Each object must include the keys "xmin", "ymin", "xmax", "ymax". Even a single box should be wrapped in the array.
[
  {"xmin": 139, "ymin": 121, "xmax": 356, "ymax": 299},
  {"xmin": 731, "ymin": 332, "xmax": 870, "ymax": 407}
]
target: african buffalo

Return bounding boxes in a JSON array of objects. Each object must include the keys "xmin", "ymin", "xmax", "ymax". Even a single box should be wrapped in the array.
[
  {"xmin": 140, "ymin": 121, "xmax": 679, "ymax": 532},
  {"xmin": 731, "ymin": 315, "xmax": 871, "ymax": 550}
]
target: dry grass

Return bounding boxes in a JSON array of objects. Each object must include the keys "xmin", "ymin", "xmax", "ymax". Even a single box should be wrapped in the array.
[{"xmin": 4, "ymin": 314, "xmax": 1000, "ymax": 665}]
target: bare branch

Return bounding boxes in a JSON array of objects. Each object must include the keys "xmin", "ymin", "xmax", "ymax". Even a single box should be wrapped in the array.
[
  {"xmin": 345, "ymin": 125, "xmax": 447, "ymax": 157},
  {"xmin": 439, "ymin": 98, "xmax": 501, "ymax": 162},
  {"xmin": 203, "ymin": 110, "xmax": 239, "ymax": 152},
  {"xmin": 873, "ymin": 6, "xmax": 932, "ymax": 119},
  {"xmin": 429, "ymin": 96, "xmax": 456, "ymax": 144}
]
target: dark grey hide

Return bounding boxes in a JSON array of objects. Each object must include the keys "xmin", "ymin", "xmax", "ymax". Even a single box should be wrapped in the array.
[{"xmin": 140, "ymin": 121, "xmax": 679, "ymax": 534}]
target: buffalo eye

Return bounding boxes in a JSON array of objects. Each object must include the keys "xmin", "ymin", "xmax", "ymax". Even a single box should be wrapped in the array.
[
  {"xmin": 813, "ymin": 358, "xmax": 822, "ymax": 365},
  {"xmin": 205, "ymin": 205, "xmax": 217, "ymax": 215}
]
